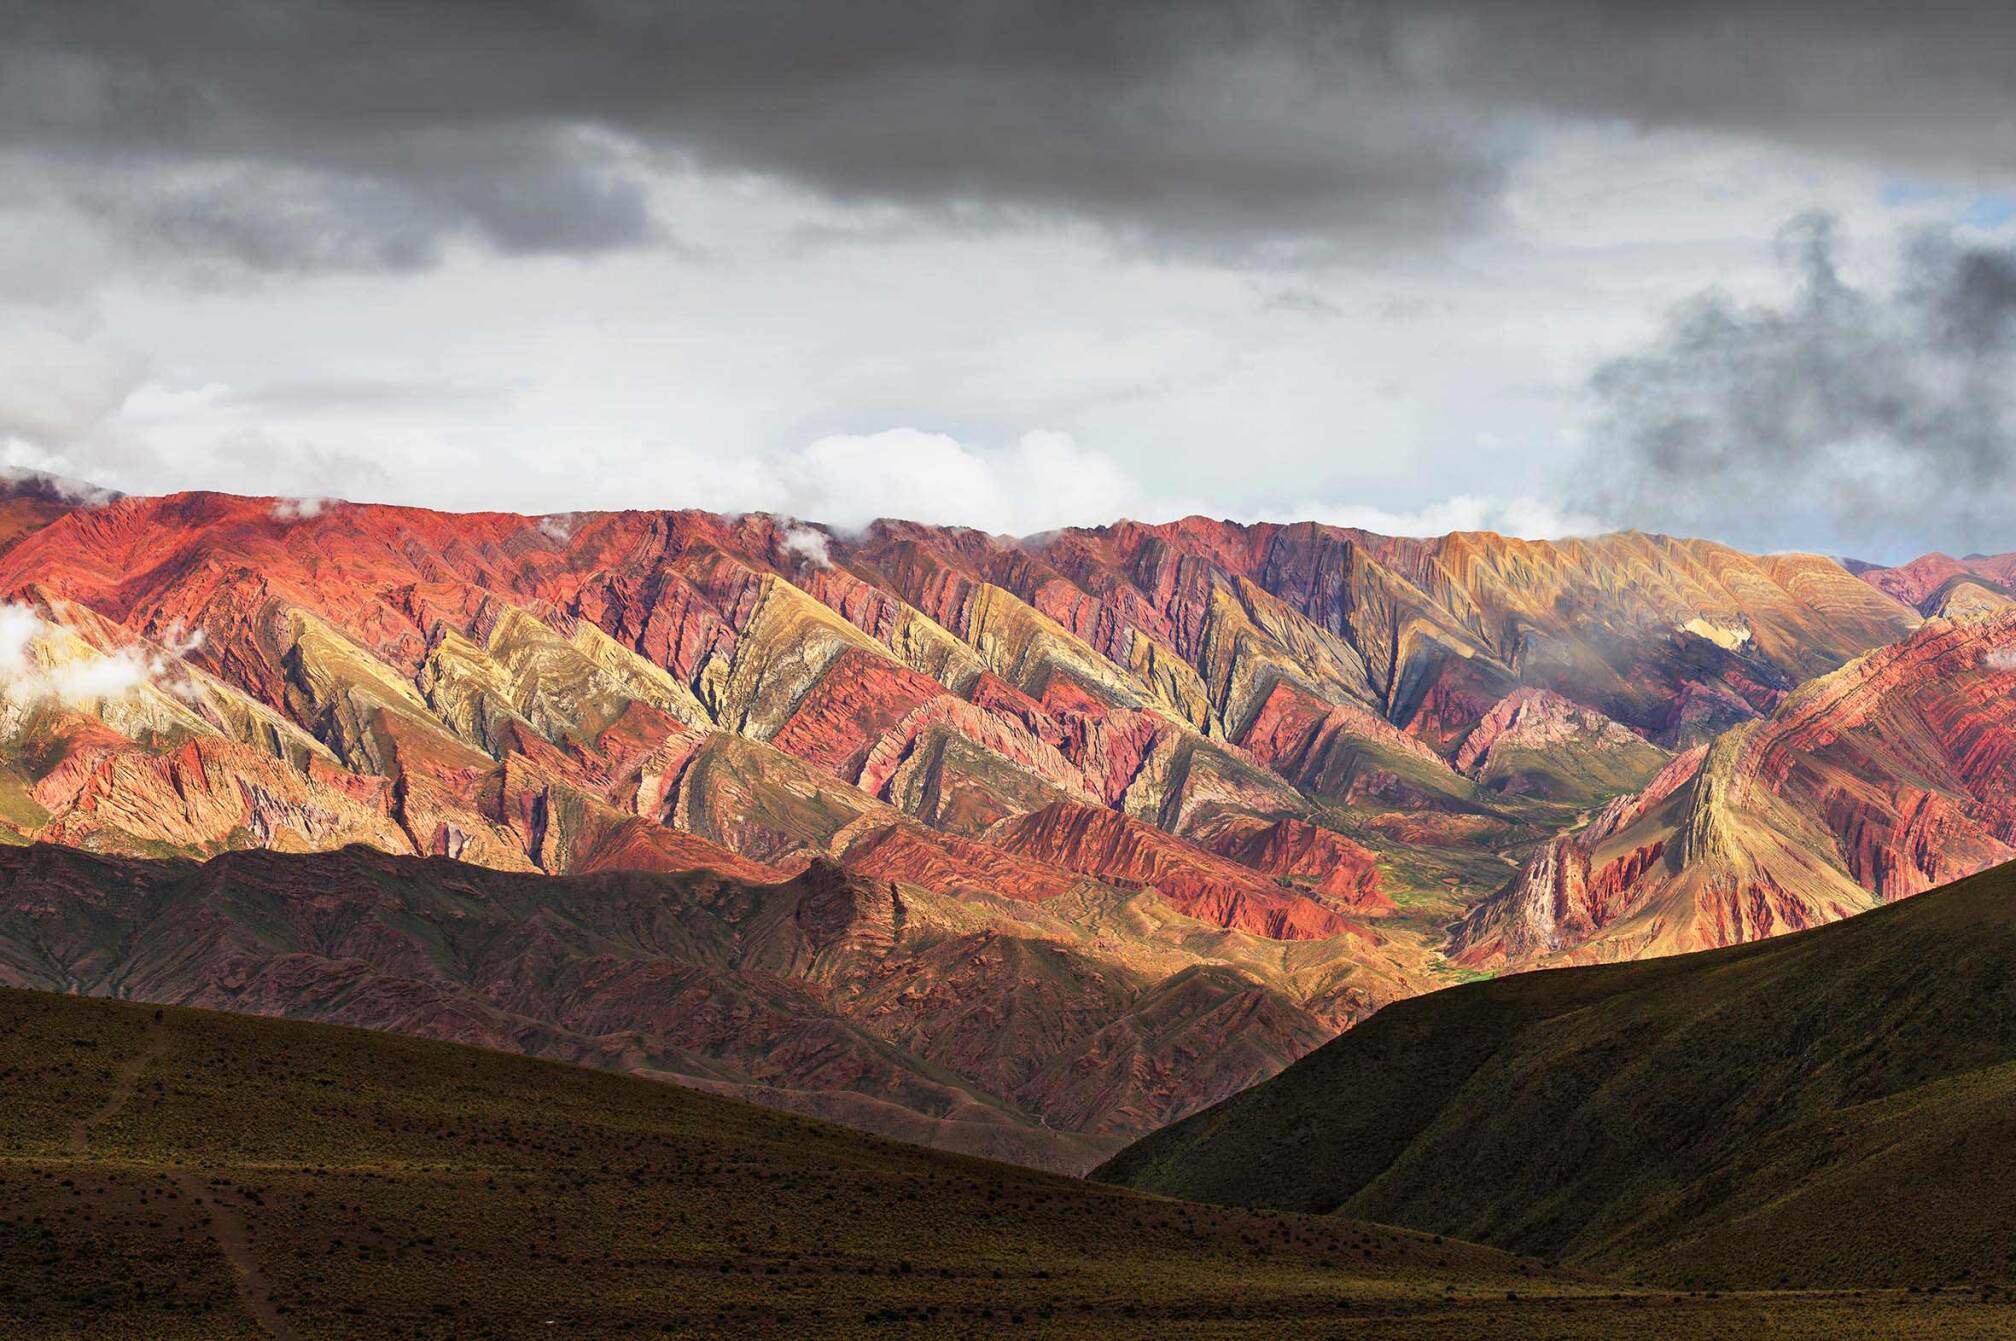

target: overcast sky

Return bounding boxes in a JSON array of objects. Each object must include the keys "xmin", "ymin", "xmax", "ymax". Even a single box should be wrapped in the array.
[{"xmin": 11, "ymin": 1, "xmax": 2016, "ymax": 560}]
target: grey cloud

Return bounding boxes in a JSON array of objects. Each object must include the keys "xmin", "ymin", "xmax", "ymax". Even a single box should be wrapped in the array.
[
  {"xmin": 98, "ymin": 165, "xmax": 452, "ymax": 274},
  {"xmin": 0, "ymin": 1, "xmax": 1518, "ymax": 271},
  {"xmin": 226, "ymin": 377, "xmax": 524, "ymax": 416},
  {"xmin": 54, "ymin": 130, "xmax": 657, "ymax": 275},
  {"xmin": 1420, "ymin": 2, "xmax": 2016, "ymax": 184},
  {"xmin": 0, "ymin": 468, "xmax": 120, "ymax": 508},
  {"xmin": 1575, "ymin": 214, "xmax": 2016, "ymax": 558},
  {"xmin": 1260, "ymin": 287, "xmax": 1344, "ymax": 319},
  {"xmin": 209, "ymin": 432, "xmax": 396, "ymax": 498},
  {"xmin": 14, "ymin": 2, "xmax": 2016, "ymax": 275}
]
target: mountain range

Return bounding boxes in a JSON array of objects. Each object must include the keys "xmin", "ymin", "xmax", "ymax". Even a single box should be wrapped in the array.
[{"xmin": 0, "ymin": 475, "xmax": 2008, "ymax": 1168}]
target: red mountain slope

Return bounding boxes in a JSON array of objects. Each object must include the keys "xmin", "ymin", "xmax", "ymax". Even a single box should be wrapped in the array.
[
  {"xmin": 1852, "ymin": 550, "xmax": 2016, "ymax": 618},
  {"xmin": 0, "ymin": 480, "xmax": 1957, "ymax": 1160},
  {"xmin": 1454, "ymin": 611, "xmax": 2016, "ymax": 966}
]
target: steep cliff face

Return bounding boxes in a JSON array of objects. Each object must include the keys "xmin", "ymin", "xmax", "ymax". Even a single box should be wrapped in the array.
[
  {"xmin": 0, "ymin": 494, "xmax": 1931, "ymax": 917},
  {"xmin": 1447, "ymin": 748, "xmax": 1704, "ymax": 963},
  {"xmin": 0, "ymin": 491, "xmax": 1919, "ymax": 833},
  {"xmin": 1453, "ymin": 611, "xmax": 2016, "ymax": 966},
  {"xmin": 1147, "ymin": 522, "xmax": 1917, "ymax": 742}
]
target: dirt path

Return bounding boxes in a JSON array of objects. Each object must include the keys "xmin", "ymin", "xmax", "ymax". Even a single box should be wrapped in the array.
[
  {"xmin": 62, "ymin": 1021, "xmax": 300, "ymax": 1339},
  {"xmin": 63, "ymin": 1027, "xmax": 170, "ymax": 1154},
  {"xmin": 174, "ymin": 1172, "xmax": 304, "ymax": 1341}
]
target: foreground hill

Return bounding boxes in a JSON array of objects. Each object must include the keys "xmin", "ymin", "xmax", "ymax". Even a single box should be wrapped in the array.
[
  {"xmin": 0, "ymin": 986, "xmax": 1543, "ymax": 1338},
  {"xmin": 10, "ymin": 987, "xmax": 2012, "ymax": 1339},
  {"xmin": 1098, "ymin": 857, "xmax": 2016, "ymax": 1292}
]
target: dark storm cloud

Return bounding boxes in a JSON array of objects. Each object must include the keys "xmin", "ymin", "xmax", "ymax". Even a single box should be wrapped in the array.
[
  {"xmin": 76, "ymin": 145, "xmax": 656, "ymax": 273},
  {"xmin": 1576, "ymin": 215, "xmax": 2016, "ymax": 558},
  {"xmin": 11, "ymin": 0, "xmax": 2016, "ymax": 276},
  {"xmin": 11, "ymin": 0, "xmax": 2016, "ymax": 274},
  {"xmin": 0, "ymin": 1, "xmax": 1512, "ymax": 272},
  {"xmin": 1428, "ymin": 2, "xmax": 2016, "ymax": 182}
]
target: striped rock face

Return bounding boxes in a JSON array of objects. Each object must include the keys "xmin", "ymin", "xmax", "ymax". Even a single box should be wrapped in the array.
[{"xmin": 0, "ymin": 479, "xmax": 1988, "ymax": 1164}]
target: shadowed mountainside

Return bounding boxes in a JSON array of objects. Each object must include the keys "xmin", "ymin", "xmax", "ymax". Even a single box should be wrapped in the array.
[
  {"xmin": 0, "ymin": 841, "xmax": 1437, "ymax": 1172},
  {"xmin": 0, "ymin": 984, "xmax": 1580, "ymax": 1339},
  {"xmin": 14, "ymin": 984, "xmax": 2016, "ymax": 1338},
  {"xmin": 1098, "ymin": 856, "xmax": 2016, "ymax": 1292}
]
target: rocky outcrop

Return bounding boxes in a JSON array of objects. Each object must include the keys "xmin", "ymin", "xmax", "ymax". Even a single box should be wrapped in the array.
[
  {"xmin": 1447, "ymin": 747, "xmax": 1704, "ymax": 962},
  {"xmin": 835, "ymin": 821, "xmax": 1088, "ymax": 902},
  {"xmin": 1200, "ymin": 816, "xmax": 1389, "ymax": 911},
  {"xmin": 1237, "ymin": 679, "xmax": 1475, "ymax": 809}
]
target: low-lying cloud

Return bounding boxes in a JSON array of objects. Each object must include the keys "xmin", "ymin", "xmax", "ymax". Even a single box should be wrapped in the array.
[
  {"xmin": 779, "ymin": 524, "xmax": 833, "ymax": 569},
  {"xmin": 537, "ymin": 513, "xmax": 581, "ymax": 543},
  {"xmin": 272, "ymin": 495, "xmax": 330, "ymax": 521},
  {"xmin": 0, "ymin": 604, "xmax": 202, "ymax": 705}
]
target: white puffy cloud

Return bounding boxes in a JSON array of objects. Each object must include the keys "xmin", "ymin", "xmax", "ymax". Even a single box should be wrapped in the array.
[
  {"xmin": 0, "ymin": 605, "xmax": 43, "ymax": 676},
  {"xmin": 775, "ymin": 429, "xmax": 1147, "ymax": 535},
  {"xmin": 39, "ymin": 647, "xmax": 160, "ymax": 701},
  {"xmin": 779, "ymin": 524, "xmax": 832, "ymax": 568},
  {"xmin": 272, "ymin": 495, "xmax": 330, "ymax": 520},
  {"xmin": 762, "ymin": 430, "xmax": 1605, "ymax": 542},
  {"xmin": 1285, "ymin": 494, "xmax": 1605, "ymax": 540}
]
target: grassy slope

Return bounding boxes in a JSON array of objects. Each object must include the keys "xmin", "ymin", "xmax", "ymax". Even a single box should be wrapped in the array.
[
  {"xmin": 14, "ymin": 992, "xmax": 2016, "ymax": 1338},
  {"xmin": 0, "ymin": 985, "xmax": 1571, "ymax": 1340},
  {"xmin": 1096, "ymin": 858, "xmax": 2016, "ymax": 1291}
]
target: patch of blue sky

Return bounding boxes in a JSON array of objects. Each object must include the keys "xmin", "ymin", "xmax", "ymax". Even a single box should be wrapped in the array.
[
  {"xmin": 1961, "ymin": 196, "xmax": 2016, "ymax": 228},
  {"xmin": 1880, "ymin": 181, "xmax": 1957, "ymax": 207},
  {"xmin": 1880, "ymin": 180, "xmax": 2016, "ymax": 229}
]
